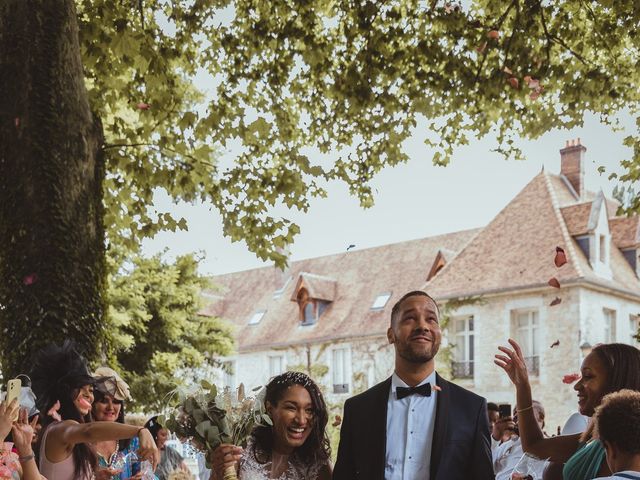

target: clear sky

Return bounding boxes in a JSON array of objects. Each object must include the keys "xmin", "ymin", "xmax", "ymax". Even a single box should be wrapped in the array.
[{"xmin": 142, "ymin": 111, "xmax": 634, "ymax": 276}]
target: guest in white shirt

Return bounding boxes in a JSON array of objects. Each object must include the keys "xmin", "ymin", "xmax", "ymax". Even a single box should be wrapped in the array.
[
  {"xmin": 593, "ymin": 390, "xmax": 640, "ymax": 480},
  {"xmin": 491, "ymin": 401, "xmax": 547, "ymax": 480}
]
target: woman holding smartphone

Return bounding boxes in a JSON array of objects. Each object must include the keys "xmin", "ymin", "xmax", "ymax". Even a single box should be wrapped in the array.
[{"xmin": 30, "ymin": 342, "xmax": 160, "ymax": 480}]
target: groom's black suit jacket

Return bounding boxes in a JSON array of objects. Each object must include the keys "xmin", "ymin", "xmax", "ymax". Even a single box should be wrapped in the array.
[{"xmin": 333, "ymin": 373, "xmax": 494, "ymax": 480}]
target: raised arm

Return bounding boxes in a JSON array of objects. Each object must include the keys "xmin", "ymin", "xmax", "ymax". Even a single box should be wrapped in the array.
[
  {"xmin": 12, "ymin": 409, "xmax": 42, "ymax": 480},
  {"xmin": 494, "ymin": 339, "xmax": 581, "ymax": 462},
  {"xmin": 46, "ymin": 420, "xmax": 159, "ymax": 468}
]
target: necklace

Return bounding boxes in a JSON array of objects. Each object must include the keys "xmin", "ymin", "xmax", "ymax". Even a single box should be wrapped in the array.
[{"xmin": 98, "ymin": 440, "xmax": 120, "ymax": 468}]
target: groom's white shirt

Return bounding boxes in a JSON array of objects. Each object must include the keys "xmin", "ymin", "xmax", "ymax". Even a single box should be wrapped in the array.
[{"xmin": 385, "ymin": 371, "xmax": 437, "ymax": 480}]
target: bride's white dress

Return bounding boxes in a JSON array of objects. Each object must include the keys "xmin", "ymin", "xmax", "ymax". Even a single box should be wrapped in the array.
[{"xmin": 239, "ymin": 441, "xmax": 324, "ymax": 480}]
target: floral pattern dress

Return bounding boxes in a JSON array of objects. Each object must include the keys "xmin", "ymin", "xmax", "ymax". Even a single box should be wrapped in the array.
[{"xmin": 0, "ymin": 443, "xmax": 21, "ymax": 480}]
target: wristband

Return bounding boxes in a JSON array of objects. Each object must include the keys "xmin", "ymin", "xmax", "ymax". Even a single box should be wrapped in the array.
[
  {"xmin": 18, "ymin": 453, "xmax": 35, "ymax": 463},
  {"xmin": 516, "ymin": 405, "xmax": 533, "ymax": 413}
]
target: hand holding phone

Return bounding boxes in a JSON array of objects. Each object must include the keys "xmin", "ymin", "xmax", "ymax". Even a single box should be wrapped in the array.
[
  {"xmin": 6, "ymin": 379, "xmax": 21, "ymax": 422},
  {"xmin": 498, "ymin": 403, "xmax": 511, "ymax": 419}
]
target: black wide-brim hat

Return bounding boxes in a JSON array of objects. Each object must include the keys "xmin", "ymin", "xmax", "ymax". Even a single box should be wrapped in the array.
[{"xmin": 30, "ymin": 340, "xmax": 95, "ymax": 413}]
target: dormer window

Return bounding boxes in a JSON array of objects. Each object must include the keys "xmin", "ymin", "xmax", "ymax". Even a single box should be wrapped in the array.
[
  {"xmin": 297, "ymin": 287, "xmax": 329, "ymax": 326},
  {"xmin": 291, "ymin": 272, "xmax": 336, "ymax": 326},
  {"xmin": 426, "ymin": 249, "xmax": 455, "ymax": 282}
]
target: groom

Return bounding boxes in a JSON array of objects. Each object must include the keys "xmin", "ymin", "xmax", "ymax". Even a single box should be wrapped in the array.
[{"xmin": 333, "ymin": 291, "xmax": 494, "ymax": 480}]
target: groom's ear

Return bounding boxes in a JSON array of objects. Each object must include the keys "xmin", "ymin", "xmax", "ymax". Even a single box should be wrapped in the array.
[{"xmin": 387, "ymin": 327, "xmax": 395, "ymax": 344}]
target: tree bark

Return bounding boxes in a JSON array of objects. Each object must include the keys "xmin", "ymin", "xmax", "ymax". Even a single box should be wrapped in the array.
[{"xmin": 0, "ymin": 0, "xmax": 105, "ymax": 377}]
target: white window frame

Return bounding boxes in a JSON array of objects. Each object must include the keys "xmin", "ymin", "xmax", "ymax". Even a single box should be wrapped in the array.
[
  {"xmin": 629, "ymin": 314, "xmax": 639, "ymax": 346},
  {"xmin": 330, "ymin": 346, "xmax": 351, "ymax": 394},
  {"xmin": 268, "ymin": 354, "xmax": 286, "ymax": 378},
  {"xmin": 511, "ymin": 309, "xmax": 541, "ymax": 376},
  {"xmin": 452, "ymin": 315, "xmax": 474, "ymax": 378},
  {"xmin": 604, "ymin": 308, "xmax": 616, "ymax": 343}
]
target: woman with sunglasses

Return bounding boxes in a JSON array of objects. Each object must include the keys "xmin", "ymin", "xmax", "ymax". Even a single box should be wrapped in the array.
[{"xmin": 92, "ymin": 367, "xmax": 155, "ymax": 480}]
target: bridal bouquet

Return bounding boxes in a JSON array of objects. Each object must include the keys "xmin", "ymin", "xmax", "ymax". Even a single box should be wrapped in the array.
[{"xmin": 162, "ymin": 380, "xmax": 271, "ymax": 480}]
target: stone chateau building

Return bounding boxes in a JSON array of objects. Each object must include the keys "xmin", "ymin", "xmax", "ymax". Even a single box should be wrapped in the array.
[{"xmin": 201, "ymin": 140, "xmax": 640, "ymax": 430}]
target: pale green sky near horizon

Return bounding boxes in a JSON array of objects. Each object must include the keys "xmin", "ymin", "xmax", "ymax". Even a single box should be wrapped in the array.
[{"xmin": 141, "ymin": 110, "xmax": 635, "ymax": 276}]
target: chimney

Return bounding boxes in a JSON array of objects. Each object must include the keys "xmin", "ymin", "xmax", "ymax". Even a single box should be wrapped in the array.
[{"xmin": 560, "ymin": 138, "xmax": 586, "ymax": 199}]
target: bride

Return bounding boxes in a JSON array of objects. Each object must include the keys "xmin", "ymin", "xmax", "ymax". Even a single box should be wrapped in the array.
[{"xmin": 210, "ymin": 371, "xmax": 332, "ymax": 480}]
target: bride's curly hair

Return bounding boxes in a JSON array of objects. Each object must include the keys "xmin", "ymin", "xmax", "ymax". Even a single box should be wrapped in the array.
[{"xmin": 252, "ymin": 371, "xmax": 330, "ymax": 470}]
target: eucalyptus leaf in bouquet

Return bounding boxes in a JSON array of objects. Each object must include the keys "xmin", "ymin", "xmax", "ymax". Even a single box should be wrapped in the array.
[{"xmin": 163, "ymin": 381, "xmax": 272, "ymax": 477}]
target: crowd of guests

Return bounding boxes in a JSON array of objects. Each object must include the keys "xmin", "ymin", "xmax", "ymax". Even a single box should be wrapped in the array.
[{"xmin": 1, "ymin": 290, "xmax": 640, "ymax": 480}]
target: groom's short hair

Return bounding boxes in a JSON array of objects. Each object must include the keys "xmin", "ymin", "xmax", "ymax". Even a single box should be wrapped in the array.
[{"xmin": 390, "ymin": 290, "xmax": 440, "ymax": 326}]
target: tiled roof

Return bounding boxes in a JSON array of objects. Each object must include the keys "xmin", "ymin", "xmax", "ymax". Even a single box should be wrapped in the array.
[
  {"xmin": 610, "ymin": 216, "xmax": 640, "ymax": 249},
  {"xmin": 561, "ymin": 203, "xmax": 592, "ymax": 236},
  {"xmin": 202, "ymin": 169, "xmax": 640, "ymax": 350},
  {"xmin": 201, "ymin": 230, "xmax": 479, "ymax": 352},
  {"xmin": 425, "ymin": 172, "xmax": 640, "ymax": 299},
  {"xmin": 291, "ymin": 272, "xmax": 337, "ymax": 302}
]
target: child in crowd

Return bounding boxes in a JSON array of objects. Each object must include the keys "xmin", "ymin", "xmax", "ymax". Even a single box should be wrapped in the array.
[{"xmin": 593, "ymin": 389, "xmax": 640, "ymax": 480}]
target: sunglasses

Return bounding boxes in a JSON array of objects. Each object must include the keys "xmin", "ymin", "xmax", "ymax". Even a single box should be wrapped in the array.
[{"xmin": 96, "ymin": 396, "xmax": 123, "ymax": 406}]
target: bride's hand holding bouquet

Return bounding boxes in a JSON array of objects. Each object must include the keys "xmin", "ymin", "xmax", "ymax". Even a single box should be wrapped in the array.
[{"xmin": 163, "ymin": 381, "xmax": 270, "ymax": 480}]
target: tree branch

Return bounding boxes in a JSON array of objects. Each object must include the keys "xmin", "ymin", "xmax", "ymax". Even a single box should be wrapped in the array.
[{"xmin": 102, "ymin": 142, "xmax": 216, "ymax": 169}]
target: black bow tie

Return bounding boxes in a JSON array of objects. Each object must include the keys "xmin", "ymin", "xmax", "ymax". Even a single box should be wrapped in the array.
[{"xmin": 396, "ymin": 383, "xmax": 432, "ymax": 400}]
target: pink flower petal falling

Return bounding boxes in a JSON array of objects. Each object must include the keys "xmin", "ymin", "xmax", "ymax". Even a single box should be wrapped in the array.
[
  {"xmin": 136, "ymin": 102, "xmax": 151, "ymax": 110},
  {"xmin": 562, "ymin": 373, "xmax": 581, "ymax": 384},
  {"xmin": 14, "ymin": 117, "xmax": 20, "ymax": 128},
  {"xmin": 548, "ymin": 277, "xmax": 560, "ymax": 288},
  {"xmin": 550, "ymin": 339, "xmax": 560, "ymax": 348},
  {"xmin": 433, "ymin": 384, "xmax": 442, "ymax": 392},
  {"xmin": 487, "ymin": 30, "xmax": 500, "ymax": 39},
  {"xmin": 23, "ymin": 273, "xmax": 38, "ymax": 286},
  {"xmin": 332, "ymin": 415, "xmax": 342, "ymax": 427},
  {"xmin": 508, "ymin": 77, "xmax": 519, "ymax": 89},
  {"xmin": 550, "ymin": 297, "xmax": 562, "ymax": 306},
  {"xmin": 555, "ymin": 247, "xmax": 567, "ymax": 267}
]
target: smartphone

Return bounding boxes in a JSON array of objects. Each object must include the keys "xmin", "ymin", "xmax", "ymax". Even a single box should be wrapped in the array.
[
  {"xmin": 498, "ymin": 403, "xmax": 511, "ymax": 419},
  {"xmin": 6, "ymin": 378, "xmax": 22, "ymax": 421}
]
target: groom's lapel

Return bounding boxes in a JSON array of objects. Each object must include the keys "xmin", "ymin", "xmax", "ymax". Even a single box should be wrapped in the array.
[
  {"xmin": 430, "ymin": 373, "xmax": 450, "ymax": 480},
  {"xmin": 369, "ymin": 377, "xmax": 391, "ymax": 480}
]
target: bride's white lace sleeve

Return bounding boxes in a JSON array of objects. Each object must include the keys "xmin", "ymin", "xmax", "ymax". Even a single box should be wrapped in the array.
[{"xmin": 238, "ymin": 440, "xmax": 325, "ymax": 480}]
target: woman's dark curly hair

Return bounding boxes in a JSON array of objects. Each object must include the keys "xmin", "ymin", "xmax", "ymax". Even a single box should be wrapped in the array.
[
  {"xmin": 92, "ymin": 389, "xmax": 130, "ymax": 451},
  {"xmin": 30, "ymin": 341, "xmax": 97, "ymax": 479},
  {"xmin": 252, "ymin": 371, "xmax": 330, "ymax": 471}
]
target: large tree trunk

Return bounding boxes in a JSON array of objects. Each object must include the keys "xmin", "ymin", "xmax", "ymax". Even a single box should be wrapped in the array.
[{"xmin": 0, "ymin": 0, "xmax": 105, "ymax": 377}]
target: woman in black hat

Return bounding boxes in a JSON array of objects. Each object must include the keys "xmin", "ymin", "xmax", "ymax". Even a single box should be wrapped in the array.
[{"xmin": 31, "ymin": 342, "xmax": 160, "ymax": 480}]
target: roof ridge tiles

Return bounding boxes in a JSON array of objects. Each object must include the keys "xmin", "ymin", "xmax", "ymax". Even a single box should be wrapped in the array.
[
  {"xmin": 209, "ymin": 227, "xmax": 482, "ymax": 278},
  {"xmin": 543, "ymin": 171, "xmax": 585, "ymax": 278}
]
